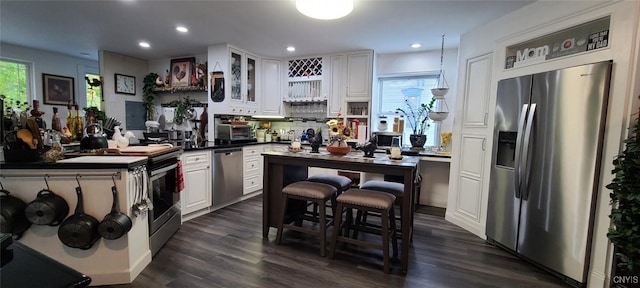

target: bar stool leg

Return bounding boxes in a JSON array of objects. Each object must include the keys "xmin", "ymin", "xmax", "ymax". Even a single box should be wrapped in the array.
[
  {"xmin": 319, "ymin": 199, "xmax": 327, "ymax": 257},
  {"xmin": 276, "ymin": 194, "xmax": 289, "ymax": 245},
  {"xmin": 390, "ymin": 205, "xmax": 398, "ymax": 260},
  {"xmin": 381, "ymin": 208, "xmax": 390, "ymax": 274},
  {"xmin": 329, "ymin": 202, "xmax": 344, "ymax": 259}
]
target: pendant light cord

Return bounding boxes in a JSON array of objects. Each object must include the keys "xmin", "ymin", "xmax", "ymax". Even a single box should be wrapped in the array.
[{"xmin": 437, "ymin": 35, "xmax": 448, "ymax": 89}]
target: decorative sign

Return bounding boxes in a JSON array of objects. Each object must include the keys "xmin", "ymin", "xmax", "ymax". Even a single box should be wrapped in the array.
[
  {"xmin": 587, "ymin": 30, "xmax": 609, "ymax": 51},
  {"xmin": 505, "ymin": 17, "xmax": 610, "ymax": 69}
]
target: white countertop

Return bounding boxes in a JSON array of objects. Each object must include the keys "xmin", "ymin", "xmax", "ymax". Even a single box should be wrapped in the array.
[{"xmin": 56, "ymin": 156, "xmax": 148, "ymax": 164}]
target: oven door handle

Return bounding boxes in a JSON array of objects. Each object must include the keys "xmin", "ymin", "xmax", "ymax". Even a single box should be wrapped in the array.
[{"xmin": 150, "ymin": 163, "xmax": 178, "ymax": 177}]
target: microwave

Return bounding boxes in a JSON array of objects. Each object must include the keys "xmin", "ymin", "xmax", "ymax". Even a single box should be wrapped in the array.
[
  {"xmin": 216, "ymin": 124, "xmax": 254, "ymax": 141},
  {"xmin": 374, "ymin": 132, "xmax": 402, "ymax": 148}
]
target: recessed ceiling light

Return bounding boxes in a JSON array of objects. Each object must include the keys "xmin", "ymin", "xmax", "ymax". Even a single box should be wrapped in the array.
[
  {"xmin": 286, "ymin": 46, "xmax": 296, "ymax": 52},
  {"xmin": 411, "ymin": 43, "xmax": 422, "ymax": 49},
  {"xmin": 139, "ymin": 42, "xmax": 151, "ymax": 48},
  {"xmin": 176, "ymin": 26, "xmax": 188, "ymax": 33}
]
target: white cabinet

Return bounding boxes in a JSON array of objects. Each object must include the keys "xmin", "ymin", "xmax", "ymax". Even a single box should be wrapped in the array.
[
  {"xmin": 327, "ymin": 54, "xmax": 346, "ymax": 117},
  {"xmin": 261, "ymin": 58, "xmax": 282, "ymax": 116},
  {"xmin": 180, "ymin": 150, "xmax": 212, "ymax": 221},
  {"xmin": 326, "ymin": 51, "xmax": 373, "ymax": 118},
  {"xmin": 461, "ymin": 53, "xmax": 492, "ymax": 128},
  {"xmin": 346, "ymin": 51, "xmax": 373, "ymax": 100},
  {"xmin": 243, "ymin": 146, "xmax": 263, "ymax": 194},
  {"xmin": 446, "ymin": 52, "xmax": 493, "ymax": 237},
  {"xmin": 208, "ymin": 44, "xmax": 259, "ymax": 115}
]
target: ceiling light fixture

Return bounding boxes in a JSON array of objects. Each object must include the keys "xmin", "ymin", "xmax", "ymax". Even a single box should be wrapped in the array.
[
  {"xmin": 176, "ymin": 26, "xmax": 188, "ymax": 33},
  {"xmin": 411, "ymin": 43, "xmax": 422, "ymax": 49},
  {"xmin": 139, "ymin": 42, "xmax": 150, "ymax": 48},
  {"xmin": 296, "ymin": 0, "xmax": 354, "ymax": 20},
  {"xmin": 286, "ymin": 46, "xmax": 296, "ymax": 52}
]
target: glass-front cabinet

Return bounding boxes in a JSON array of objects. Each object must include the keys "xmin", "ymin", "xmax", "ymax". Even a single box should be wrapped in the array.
[
  {"xmin": 209, "ymin": 44, "xmax": 259, "ymax": 115},
  {"xmin": 230, "ymin": 50, "xmax": 242, "ymax": 101},
  {"xmin": 229, "ymin": 47, "xmax": 258, "ymax": 109}
]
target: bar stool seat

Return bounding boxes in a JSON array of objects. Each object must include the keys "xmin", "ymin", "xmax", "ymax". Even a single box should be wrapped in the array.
[
  {"xmin": 306, "ymin": 174, "xmax": 353, "ymax": 193},
  {"xmin": 330, "ymin": 188, "xmax": 398, "ymax": 273},
  {"xmin": 276, "ymin": 181, "xmax": 338, "ymax": 257},
  {"xmin": 306, "ymin": 174, "xmax": 353, "ymax": 218},
  {"xmin": 360, "ymin": 180, "xmax": 404, "ymax": 196}
]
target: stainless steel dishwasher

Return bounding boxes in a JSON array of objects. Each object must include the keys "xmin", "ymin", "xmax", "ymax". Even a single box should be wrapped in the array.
[{"xmin": 212, "ymin": 147, "xmax": 244, "ymax": 207}]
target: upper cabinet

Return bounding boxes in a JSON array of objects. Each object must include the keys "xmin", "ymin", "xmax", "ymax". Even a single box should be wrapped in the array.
[
  {"xmin": 326, "ymin": 50, "xmax": 373, "ymax": 117},
  {"xmin": 346, "ymin": 51, "xmax": 373, "ymax": 100},
  {"xmin": 461, "ymin": 53, "xmax": 492, "ymax": 128},
  {"xmin": 261, "ymin": 58, "xmax": 283, "ymax": 116},
  {"xmin": 209, "ymin": 44, "xmax": 260, "ymax": 115}
]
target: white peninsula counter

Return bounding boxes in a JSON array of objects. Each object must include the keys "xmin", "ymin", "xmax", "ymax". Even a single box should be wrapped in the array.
[{"xmin": 0, "ymin": 156, "xmax": 152, "ymax": 286}]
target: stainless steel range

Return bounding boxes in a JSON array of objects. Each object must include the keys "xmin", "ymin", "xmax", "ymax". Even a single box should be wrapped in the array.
[{"xmin": 145, "ymin": 148, "xmax": 182, "ymax": 257}]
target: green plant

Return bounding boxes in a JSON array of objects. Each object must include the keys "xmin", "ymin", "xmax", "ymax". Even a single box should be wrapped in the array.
[
  {"xmin": 395, "ymin": 98, "xmax": 436, "ymax": 135},
  {"xmin": 143, "ymin": 73, "xmax": 159, "ymax": 120},
  {"xmin": 167, "ymin": 96, "xmax": 197, "ymax": 125},
  {"xmin": 83, "ymin": 106, "xmax": 106, "ymax": 126},
  {"xmin": 606, "ymin": 106, "xmax": 640, "ymax": 274}
]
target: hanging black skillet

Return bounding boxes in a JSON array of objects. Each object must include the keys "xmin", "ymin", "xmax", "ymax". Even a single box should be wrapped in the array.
[
  {"xmin": 58, "ymin": 177, "xmax": 100, "ymax": 250},
  {"xmin": 25, "ymin": 177, "xmax": 69, "ymax": 226},
  {"xmin": 98, "ymin": 177, "xmax": 132, "ymax": 240},
  {"xmin": 0, "ymin": 185, "xmax": 31, "ymax": 239}
]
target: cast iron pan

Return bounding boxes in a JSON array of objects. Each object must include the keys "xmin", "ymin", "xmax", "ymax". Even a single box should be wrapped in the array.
[
  {"xmin": 98, "ymin": 180, "xmax": 132, "ymax": 240},
  {"xmin": 0, "ymin": 188, "xmax": 31, "ymax": 239},
  {"xmin": 25, "ymin": 188, "xmax": 69, "ymax": 226},
  {"xmin": 58, "ymin": 179, "xmax": 100, "ymax": 250}
]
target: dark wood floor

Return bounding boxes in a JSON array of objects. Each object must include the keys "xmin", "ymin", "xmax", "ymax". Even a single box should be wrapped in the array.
[{"xmin": 100, "ymin": 195, "xmax": 567, "ymax": 288}]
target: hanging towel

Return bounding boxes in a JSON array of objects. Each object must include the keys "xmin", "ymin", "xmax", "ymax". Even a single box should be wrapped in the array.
[{"xmin": 176, "ymin": 160, "xmax": 185, "ymax": 193}]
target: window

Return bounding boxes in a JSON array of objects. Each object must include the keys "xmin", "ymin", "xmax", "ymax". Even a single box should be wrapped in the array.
[
  {"xmin": 85, "ymin": 73, "xmax": 102, "ymax": 110},
  {"xmin": 377, "ymin": 75, "xmax": 439, "ymax": 147},
  {"xmin": 0, "ymin": 59, "xmax": 31, "ymax": 108}
]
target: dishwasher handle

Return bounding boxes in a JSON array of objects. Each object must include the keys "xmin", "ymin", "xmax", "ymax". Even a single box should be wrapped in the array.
[{"xmin": 214, "ymin": 148, "xmax": 243, "ymax": 155}]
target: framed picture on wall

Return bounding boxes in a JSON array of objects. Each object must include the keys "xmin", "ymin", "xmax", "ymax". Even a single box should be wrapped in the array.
[
  {"xmin": 42, "ymin": 73, "xmax": 75, "ymax": 105},
  {"xmin": 170, "ymin": 57, "xmax": 195, "ymax": 87}
]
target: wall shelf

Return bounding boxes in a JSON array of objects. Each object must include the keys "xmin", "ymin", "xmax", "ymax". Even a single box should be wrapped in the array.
[{"xmin": 153, "ymin": 86, "xmax": 207, "ymax": 94}]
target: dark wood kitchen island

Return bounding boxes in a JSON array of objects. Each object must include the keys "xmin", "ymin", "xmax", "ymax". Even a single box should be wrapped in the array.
[{"xmin": 261, "ymin": 151, "xmax": 420, "ymax": 273}]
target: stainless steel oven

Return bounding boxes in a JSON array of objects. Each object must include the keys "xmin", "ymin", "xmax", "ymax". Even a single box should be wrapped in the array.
[{"xmin": 147, "ymin": 150, "xmax": 181, "ymax": 257}]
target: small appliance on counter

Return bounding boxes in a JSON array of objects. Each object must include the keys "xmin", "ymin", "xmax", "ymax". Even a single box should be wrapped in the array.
[
  {"xmin": 215, "ymin": 124, "xmax": 256, "ymax": 145},
  {"xmin": 374, "ymin": 132, "xmax": 402, "ymax": 150}
]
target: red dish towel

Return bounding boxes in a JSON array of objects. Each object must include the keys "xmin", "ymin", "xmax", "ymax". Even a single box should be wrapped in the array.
[{"xmin": 176, "ymin": 160, "xmax": 185, "ymax": 193}]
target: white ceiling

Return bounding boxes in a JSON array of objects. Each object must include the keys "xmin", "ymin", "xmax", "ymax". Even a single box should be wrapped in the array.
[{"xmin": 0, "ymin": 0, "xmax": 534, "ymax": 61}]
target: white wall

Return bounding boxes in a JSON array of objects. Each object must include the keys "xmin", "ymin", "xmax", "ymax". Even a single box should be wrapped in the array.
[
  {"xmin": 375, "ymin": 48, "xmax": 459, "ymax": 137},
  {"xmin": 451, "ymin": 0, "xmax": 640, "ymax": 286},
  {"xmin": 99, "ymin": 51, "xmax": 149, "ymax": 139},
  {"xmin": 0, "ymin": 43, "xmax": 99, "ymax": 129}
]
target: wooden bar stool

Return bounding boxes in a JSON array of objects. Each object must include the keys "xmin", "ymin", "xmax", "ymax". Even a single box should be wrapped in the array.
[
  {"xmin": 276, "ymin": 181, "xmax": 337, "ymax": 257},
  {"xmin": 329, "ymin": 188, "xmax": 397, "ymax": 273},
  {"xmin": 306, "ymin": 174, "xmax": 352, "ymax": 217},
  {"xmin": 356, "ymin": 180, "xmax": 405, "ymax": 239}
]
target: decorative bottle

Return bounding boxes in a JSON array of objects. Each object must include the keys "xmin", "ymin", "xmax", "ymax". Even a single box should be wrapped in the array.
[
  {"xmin": 74, "ymin": 104, "xmax": 83, "ymax": 140},
  {"xmin": 66, "ymin": 102, "xmax": 75, "ymax": 140},
  {"xmin": 51, "ymin": 107, "xmax": 62, "ymax": 132}
]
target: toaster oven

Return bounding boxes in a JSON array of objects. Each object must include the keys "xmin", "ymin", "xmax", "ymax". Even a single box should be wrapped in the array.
[{"xmin": 216, "ymin": 124, "xmax": 254, "ymax": 141}]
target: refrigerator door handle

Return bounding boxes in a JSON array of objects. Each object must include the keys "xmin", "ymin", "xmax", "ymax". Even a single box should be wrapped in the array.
[
  {"xmin": 513, "ymin": 104, "xmax": 529, "ymax": 199},
  {"xmin": 521, "ymin": 103, "xmax": 537, "ymax": 200}
]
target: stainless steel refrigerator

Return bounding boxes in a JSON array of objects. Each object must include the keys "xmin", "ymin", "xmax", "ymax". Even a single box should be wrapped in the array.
[{"xmin": 486, "ymin": 61, "xmax": 612, "ymax": 286}]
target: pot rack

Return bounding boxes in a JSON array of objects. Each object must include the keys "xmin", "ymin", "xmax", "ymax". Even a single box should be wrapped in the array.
[{"xmin": 0, "ymin": 172, "xmax": 121, "ymax": 180}]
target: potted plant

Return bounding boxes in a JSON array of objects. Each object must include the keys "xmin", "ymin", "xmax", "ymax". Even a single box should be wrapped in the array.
[
  {"xmin": 142, "ymin": 73, "xmax": 159, "ymax": 120},
  {"xmin": 396, "ymin": 98, "xmax": 435, "ymax": 148},
  {"xmin": 606, "ymin": 103, "xmax": 640, "ymax": 278}
]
